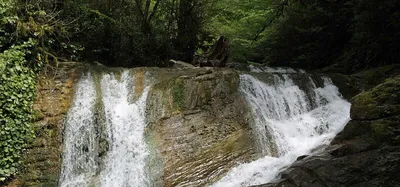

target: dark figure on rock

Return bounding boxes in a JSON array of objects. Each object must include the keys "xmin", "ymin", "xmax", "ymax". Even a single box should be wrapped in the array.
[{"xmin": 194, "ymin": 36, "xmax": 230, "ymax": 67}]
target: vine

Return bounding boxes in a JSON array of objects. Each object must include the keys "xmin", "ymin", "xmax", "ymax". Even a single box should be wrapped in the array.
[
  {"xmin": 0, "ymin": 1, "xmax": 44, "ymax": 182},
  {"xmin": 0, "ymin": 39, "xmax": 42, "ymax": 182}
]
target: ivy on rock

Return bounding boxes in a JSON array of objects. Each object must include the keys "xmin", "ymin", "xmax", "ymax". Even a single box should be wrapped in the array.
[{"xmin": 0, "ymin": 39, "xmax": 41, "ymax": 182}]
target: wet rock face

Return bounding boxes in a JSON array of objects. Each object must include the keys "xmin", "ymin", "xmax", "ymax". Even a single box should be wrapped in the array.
[
  {"xmin": 145, "ymin": 68, "xmax": 256, "ymax": 186},
  {"xmin": 256, "ymin": 75, "xmax": 400, "ymax": 187},
  {"xmin": 324, "ymin": 73, "xmax": 364, "ymax": 100},
  {"xmin": 9, "ymin": 62, "xmax": 83, "ymax": 187},
  {"xmin": 350, "ymin": 77, "xmax": 400, "ymax": 121},
  {"xmin": 10, "ymin": 66, "xmax": 255, "ymax": 187}
]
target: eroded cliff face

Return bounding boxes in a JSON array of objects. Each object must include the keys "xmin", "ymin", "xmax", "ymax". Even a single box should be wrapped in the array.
[{"xmin": 145, "ymin": 68, "xmax": 256, "ymax": 186}]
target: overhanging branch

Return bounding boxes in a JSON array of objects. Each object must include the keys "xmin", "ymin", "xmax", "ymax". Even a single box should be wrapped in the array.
[{"xmin": 253, "ymin": 0, "xmax": 289, "ymax": 41}]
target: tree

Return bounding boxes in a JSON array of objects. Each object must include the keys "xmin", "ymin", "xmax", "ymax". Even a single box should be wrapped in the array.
[
  {"xmin": 175, "ymin": 0, "xmax": 204, "ymax": 62},
  {"xmin": 134, "ymin": 0, "xmax": 161, "ymax": 38}
]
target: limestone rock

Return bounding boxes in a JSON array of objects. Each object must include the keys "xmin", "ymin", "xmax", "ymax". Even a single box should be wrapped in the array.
[{"xmin": 145, "ymin": 68, "xmax": 256, "ymax": 186}]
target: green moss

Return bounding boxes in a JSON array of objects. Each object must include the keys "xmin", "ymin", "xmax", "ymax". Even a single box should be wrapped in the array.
[
  {"xmin": 42, "ymin": 182, "xmax": 58, "ymax": 187},
  {"xmin": 172, "ymin": 78, "xmax": 186, "ymax": 110},
  {"xmin": 353, "ymin": 64, "xmax": 400, "ymax": 88},
  {"xmin": 38, "ymin": 174, "xmax": 58, "ymax": 182},
  {"xmin": 353, "ymin": 91, "xmax": 375, "ymax": 106},
  {"xmin": 351, "ymin": 76, "xmax": 400, "ymax": 119},
  {"xmin": 369, "ymin": 77, "xmax": 400, "ymax": 103},
  {"xmin": 370, "ymin": 122, "xmax": 389, "ymax": 140},
  {"xmin": 31, "ymin": 109, "xmax": 43, "ymax": 122}
]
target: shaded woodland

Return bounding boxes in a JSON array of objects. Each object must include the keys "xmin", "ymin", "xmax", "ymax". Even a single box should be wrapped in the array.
[{"xmin": 1, "ymin": 0, "xmax": 399, "ymax": 71}]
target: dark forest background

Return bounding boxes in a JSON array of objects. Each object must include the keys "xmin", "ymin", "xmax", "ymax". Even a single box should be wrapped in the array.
[{"xmin": 1, "ymin": 0, "xmax": 399, "ymax": 72}]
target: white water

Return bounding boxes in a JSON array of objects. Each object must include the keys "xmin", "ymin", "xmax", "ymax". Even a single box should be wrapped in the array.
[
  {"xmin": 60, "ymin": 70, "xmax": 350, "ymax": 187},
  {"xmin": 60, "ymin": 73, "xmax": 98, "ymax": 187},
  {"xmin": 59, "ymin": 70, "xmax": 150, "ymax": 187},
  {"xmin": 212, "ymin": 74, "xmax": 351, "ymax": 187},
  {"xmin": 99, "ymin": 71, "xmax": 150, "ymax": 186}
]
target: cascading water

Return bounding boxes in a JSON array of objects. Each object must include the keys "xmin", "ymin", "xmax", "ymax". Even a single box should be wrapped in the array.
[
  {"xmin": 59, "ymin": 70, "xmax": 150, "ymax": 187},
  {"xmin": 60, "ymin": 68, "xmax": 350, "ymax": 187},
  {"xmin": 59, "ymin": 73, "xmax": 98, "ymax": 187},
  {"xmin": 212, "ymin": 73, "xmax": 351, "ymax": 187},
  {"xmin": 99, "ymin": 71, "xmax": 150, "ymax": 186}
]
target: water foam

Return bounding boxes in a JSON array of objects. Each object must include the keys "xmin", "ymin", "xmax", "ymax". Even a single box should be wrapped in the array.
[
  {"xmin": 60, "ymin": 73, "xmax": 98, "ymax": 187},
  {"xmin": 59, "ymin": 70, "xmax": 150, "ymax": 187},
  {"xmin": 212, "ymin": 74, "xmax": 350, "ymax": 187},
  {"xmin": 99, "ymin": 71, "xmax": 150, "ymax": 186}
]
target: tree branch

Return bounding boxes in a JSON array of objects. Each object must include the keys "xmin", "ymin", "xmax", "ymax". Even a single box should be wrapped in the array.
[
  {"xmin": 148, "ymin": 0, "xmax": 161, "ymax": 21},
  {"xmin": 253, "ymin": 0, "xmax": 289, "ymax": 41}
]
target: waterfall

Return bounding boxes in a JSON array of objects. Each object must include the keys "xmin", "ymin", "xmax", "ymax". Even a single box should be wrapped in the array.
[
  {"xmin": 211, "ymin": 74, "xmax": 351, "ymax": 187},
  {"xmin": 99, "ymin": 71, "xmax": 150, "ymax": 186},
  {"xmin": 59, "ymin": 68, "xmax": 350, "ymax": 187},
  {"xmin": 59, "ymin": 70, "xmax": 150, "ymax": 187},
  {"xmin": 59, "ymin": 73, "xmax": 98, "ymax": 187}
]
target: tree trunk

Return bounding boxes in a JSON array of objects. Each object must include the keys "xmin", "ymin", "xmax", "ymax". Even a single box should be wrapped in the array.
[
  {"xmin": 194, "ymin": 36, "xmax": 230, "ymax": 67},
  {"xmin": 176, "ymin": 0, "xmax": 201, "ymax": 63}
]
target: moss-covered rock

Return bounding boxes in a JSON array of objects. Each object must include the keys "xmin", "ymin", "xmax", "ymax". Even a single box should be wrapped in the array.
[
  {"xmin": 351, "ymin": 76, "xmax": 400, "ymax": 120},
  {"xmin": 332, "ymin": 76, "xmax": 400, "ymax": 146},
  {"xmin": 353, "ymin": 64, "xmax": 400, "ymax": 89}
]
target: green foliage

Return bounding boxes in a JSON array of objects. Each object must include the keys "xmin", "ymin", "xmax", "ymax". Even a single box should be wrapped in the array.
[
  {"xmin": 0, "ymin": 1, "xmax": 18, "ymax": 49},
  {"xmin": 0, "ymin": 0, "xmax": 45, "ymax": 182},
  {"xmin": 0, "ymin": 40, "xmax": 40, "ymax": 181},
  {"xmin": 204, "ymin": 0, "xmax": 399, "ymax": 72},
  {"xmin": 172, "ymin": 78, "xmax": 186, "ymax": 110},
  {"xmin": 3, "ymin": 0, "xmax": 397, "ymax": 70},
  {"xmin": 206, "ymin": 0, "xmax": 279, "ymax": 63},
  {"xmin": 56, "ymin": 0, "xmax": 211, "ymax": 66},
  {"xmin": 257, "ymin": 0, "xmax": 353, "ymax": 69},
  {"xmin": 341, "ymin": 0, "xmax": 400, "ymax": 71},
  {"xmin": 251, "ymin": 0, "xmax": 399, "ymax": 72},
  {"xmin": 2, "ymin": 0, "xmax": 79, "ymax": 64}
]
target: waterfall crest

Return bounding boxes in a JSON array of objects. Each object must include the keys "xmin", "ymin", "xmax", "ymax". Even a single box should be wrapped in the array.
[
  {"xmin": 59, "ymin": 70, "xmax": 150, "ymax": 187},
  {"xmin": 212, "ymin": 74, "xmax": 351, "ymax": 187}
]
